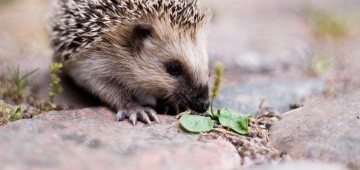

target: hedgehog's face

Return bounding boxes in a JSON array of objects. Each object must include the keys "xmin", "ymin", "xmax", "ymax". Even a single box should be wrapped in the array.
[{"xmin": 128, "ymin": 21, "xmax": 210, "ymax": 113}]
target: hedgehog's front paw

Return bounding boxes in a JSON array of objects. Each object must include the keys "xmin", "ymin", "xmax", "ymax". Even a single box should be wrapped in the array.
[{"xmin": 116, "ymin": 106, "xmax": 159, "ymax": 125}]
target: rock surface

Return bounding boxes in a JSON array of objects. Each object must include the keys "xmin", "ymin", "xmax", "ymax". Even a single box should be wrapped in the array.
[
  {"xmin": 246, "ymin": 161, "xmax": 348, "ymax": 170},
  {"xmin": 270, "ymin": 94, "xmax": 360, "ymax": 165},
  {"xmin": 0, "ymin": 108, "xmax": 240, "ymax": 170},
  {"xmin": 1, "ymin": 0, "xmax": 360, "ymax": 169},
  {"xmin": 215, "ymin": 78, "xmax": 325, "ymax": 114}
]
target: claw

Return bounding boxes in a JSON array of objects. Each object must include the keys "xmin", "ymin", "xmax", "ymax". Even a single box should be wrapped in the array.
[
  {"xmin": 139, "ymin": 112, "xmax": 152, "ymax": 125},
  {"xmin": 129, "ymin": 113, "xmax": 138, "ymax": 125},
  {"xmin": 116, "ymin": 106, "xmax": 159, "ymax": 125},
  {"xmin": 146, "ymin": 110, "xmax": 160, "ymax": 123},
  {"xmin": 116, "ymin": 110, "xmax": 126, "ymax": 121}
]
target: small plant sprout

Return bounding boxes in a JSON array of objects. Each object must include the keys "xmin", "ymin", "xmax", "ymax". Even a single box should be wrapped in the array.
[
  {"xmin": 0, "ymin": 0, "xmax": 16, "ymax": 6},
  {"xmin": 48, "ymin": 63, "xmax": 63, "ymax": 103},
  {"xmin": 7, "ymin": 65, "xmax": 39, "ymax": 97},
  {"xmin": 179, "ymin": 62, "xmax": 251, "ymax": 135},
  {"xmin": 310, "ymin": 10, "xmax": 349, "ymax": 38},
  {"xmin": 210, "ymin": 62, "xmax": 224, "ymax": 117},
  {"xmin": 9, "ymin": 106, "xmax": 22, "ymax": 122}
]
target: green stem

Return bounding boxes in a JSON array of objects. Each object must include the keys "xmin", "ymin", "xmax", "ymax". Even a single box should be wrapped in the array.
[{"xmin": 210, "ymin": 96, "xmax": 216, "ymax": 119}]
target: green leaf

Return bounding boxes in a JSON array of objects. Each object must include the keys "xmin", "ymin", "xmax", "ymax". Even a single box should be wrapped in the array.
[
  {"xmin": 20, "ymin": 68, "xmax": 39, "ymax": 81},
  {"xmin": 179, "ymin": 114, "xmax": 215, "ymax": 133},
  {"xmin": 9, "ymin": 106, "xmax": 22, "ymax": 122},
  {"xmin": 218, "ymin": 108, "xmax": 250, "ymax": 135}
]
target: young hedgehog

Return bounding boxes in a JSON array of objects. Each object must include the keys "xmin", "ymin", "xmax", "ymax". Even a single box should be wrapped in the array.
[{"xmin": 50, "ymin": 0, "xmax": 211, "ymax": 125}]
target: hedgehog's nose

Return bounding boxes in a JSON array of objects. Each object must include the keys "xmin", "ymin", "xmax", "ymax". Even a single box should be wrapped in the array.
[
  {"xmin": 188, "ymin": 85, "xmax": 210, "ymax": 113},
  {"xmin": 190, "ymin": 98, "xmax": 210, "ymax": 113}
]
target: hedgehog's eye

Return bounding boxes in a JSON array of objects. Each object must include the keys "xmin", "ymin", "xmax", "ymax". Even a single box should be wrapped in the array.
[{"xmin": 165, "ymin": 60, "xmax": 183, "ymax": 77}]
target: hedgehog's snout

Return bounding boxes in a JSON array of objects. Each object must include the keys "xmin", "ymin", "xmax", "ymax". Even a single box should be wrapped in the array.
[
  {"xmin": 188, "ymin": 85, "xmax": 210, "ymax": 113},
  {"xmin": 189, "ymin": 97, "xmax": 210, "ymax": 113}
]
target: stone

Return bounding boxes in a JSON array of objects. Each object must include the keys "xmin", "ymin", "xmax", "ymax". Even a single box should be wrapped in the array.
[
  {"xmin": 215, "ymin": 78, "xmax": 325, "ymax": 114},
  {"xmin": 270, "ymin": 94, "xmax": 360, "ymax": 165},
  {"xmin": 0, "ymin": 108, "xmax": 240, "ymax": 169},
  {"xmin": 245, "ymin": 161, "xmax": 347, "ymax": 170}
]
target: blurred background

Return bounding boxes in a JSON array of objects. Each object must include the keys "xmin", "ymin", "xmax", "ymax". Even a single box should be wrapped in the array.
[{"xmin": 0, "ymin": 0, "xmax": 359, "ymax": 113}]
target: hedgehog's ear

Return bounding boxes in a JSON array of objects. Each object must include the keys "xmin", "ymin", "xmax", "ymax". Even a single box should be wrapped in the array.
[{"xmin": 130, "ymin": 23, "xmax": 153, "ymax": 53}]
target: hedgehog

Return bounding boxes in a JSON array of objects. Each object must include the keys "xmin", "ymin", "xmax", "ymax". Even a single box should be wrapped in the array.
[{"xmin": 49, "ymin": 0, "xmax": 211, "ymax": 125}]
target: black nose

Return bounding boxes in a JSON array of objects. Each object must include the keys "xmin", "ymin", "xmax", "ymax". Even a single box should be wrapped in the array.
[{"xmin": 189, "ymin": 98, "xmax": 210, "ymax": 113}]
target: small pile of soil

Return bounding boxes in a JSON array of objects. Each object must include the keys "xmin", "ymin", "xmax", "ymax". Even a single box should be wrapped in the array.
[{"xmin": 199, "ymin": 106, "xmax": 290, "ymax": 167}]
